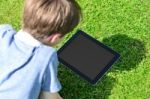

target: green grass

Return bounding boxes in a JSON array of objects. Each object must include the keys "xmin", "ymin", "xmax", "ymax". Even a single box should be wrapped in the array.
[{"xmin": 0, "ymin": 0, "xmax": 150, "ymax": 99}]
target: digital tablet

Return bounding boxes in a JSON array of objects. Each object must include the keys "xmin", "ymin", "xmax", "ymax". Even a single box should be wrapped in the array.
[{"xmin": 57, "ymin": 30, "xmax": 120, "ymax": 84}]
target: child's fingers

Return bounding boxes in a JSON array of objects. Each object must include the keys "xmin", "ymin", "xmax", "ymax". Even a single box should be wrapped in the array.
[{"xmin": 58, "ymin": 94, "xmax": 63, "ymax": 99}]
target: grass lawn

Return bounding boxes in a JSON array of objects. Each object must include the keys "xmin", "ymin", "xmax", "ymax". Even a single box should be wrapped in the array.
[{"xmin": 0, "ymin": 0, "xmax": 150, "ymax": 99}]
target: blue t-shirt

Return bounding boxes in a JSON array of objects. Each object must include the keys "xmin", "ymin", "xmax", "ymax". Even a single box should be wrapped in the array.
[{"xmin": 0, "ymin": 24, "xmax": 62, "ymax": 99}]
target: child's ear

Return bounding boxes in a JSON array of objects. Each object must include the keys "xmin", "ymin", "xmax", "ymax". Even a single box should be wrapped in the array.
[{"xmin": 46, "ymin": 33, "xmax": 62, "ymax": 43}]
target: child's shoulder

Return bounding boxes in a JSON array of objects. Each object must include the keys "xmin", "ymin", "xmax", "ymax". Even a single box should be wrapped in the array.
[
  {"xmin": 40, "ymin": 44, "xmax": 58, "ymax": 59},
  {"xmin": 0, "ymin": 24, "xmax": 16, "ymax": 38},
  {"xmin": 0, "ymin": 24, "xmax": 13, "ymax": 31}
]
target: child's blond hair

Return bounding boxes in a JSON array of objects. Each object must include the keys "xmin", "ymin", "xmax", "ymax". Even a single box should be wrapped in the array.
[{"xmin": 22, "ymin": 0, "xmax": 82, "ymax": 40}]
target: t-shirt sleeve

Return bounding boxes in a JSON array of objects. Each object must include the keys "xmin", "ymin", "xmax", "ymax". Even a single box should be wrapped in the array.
[
  {"xmin": 41, "ymin": 50, "xmax": 62, "ymax": 93},
  {"xmin": 0, "ymin": 24, "xmax": 16, "ymax": 47},
  {"xmin": 0, "ymin": 24, "xmax": 13, "ymax": 38}
]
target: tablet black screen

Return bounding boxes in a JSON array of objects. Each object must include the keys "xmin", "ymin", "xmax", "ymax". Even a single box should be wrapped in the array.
[{"xmin": 58, "ymin": 30, "xmax": 120, "ymax": 84}]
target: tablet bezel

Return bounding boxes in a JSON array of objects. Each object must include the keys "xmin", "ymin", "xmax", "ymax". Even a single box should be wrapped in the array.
[{"xmin": 57, "ymin": 30, "xmax": 120, "ymax": 84}]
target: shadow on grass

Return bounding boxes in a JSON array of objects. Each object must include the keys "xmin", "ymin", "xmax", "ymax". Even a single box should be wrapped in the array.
[
  {"xmin": 102, "ymin": 34, "xmax": 146, "ymax": 71},
  {"xmin": 58, "ymin": 34, "xmax": 146, "ymax": 99},
  {"xmin": 58, "ymin": 67, "xmax": 116, "ymax": 99}
]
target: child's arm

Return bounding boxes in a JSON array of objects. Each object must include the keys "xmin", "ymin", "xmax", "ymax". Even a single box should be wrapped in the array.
[
  {"xmin": 39, "ymin": 51, "xmax": 62, "ymax": 99},
  {"xmin": 39, "ymin": 91, "xmax": 62, "ymax": 99}
]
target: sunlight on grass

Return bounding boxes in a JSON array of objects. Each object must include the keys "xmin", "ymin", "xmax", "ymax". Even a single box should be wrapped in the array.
[{"xmin": 0, "ymin": 0, "xmax": 150, "ymax": 98}]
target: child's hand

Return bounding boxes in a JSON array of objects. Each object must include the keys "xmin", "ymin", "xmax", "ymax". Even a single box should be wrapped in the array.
[
  {"xmin": 58, "ymin": 93, "xmax": 63, "ymax": 99},
  {"xmin": 39, "ymin": 91, "xmax": 63, "ymax": 99}
]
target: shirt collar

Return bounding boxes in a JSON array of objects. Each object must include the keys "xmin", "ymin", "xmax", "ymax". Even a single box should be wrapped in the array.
[{"xmin": 15, "ymin": 29, "xmax": 41, "ymax": 47}]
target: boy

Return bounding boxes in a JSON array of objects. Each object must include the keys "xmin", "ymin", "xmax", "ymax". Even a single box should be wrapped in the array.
[{"xmin": 0, "ymin": 0, "xmax": 82, "ymax": 99}]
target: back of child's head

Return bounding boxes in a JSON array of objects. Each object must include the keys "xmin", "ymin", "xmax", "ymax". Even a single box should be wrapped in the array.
[{"xmin": 22, "ymin": 0, "xmax": 82, "ymax": 40}]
